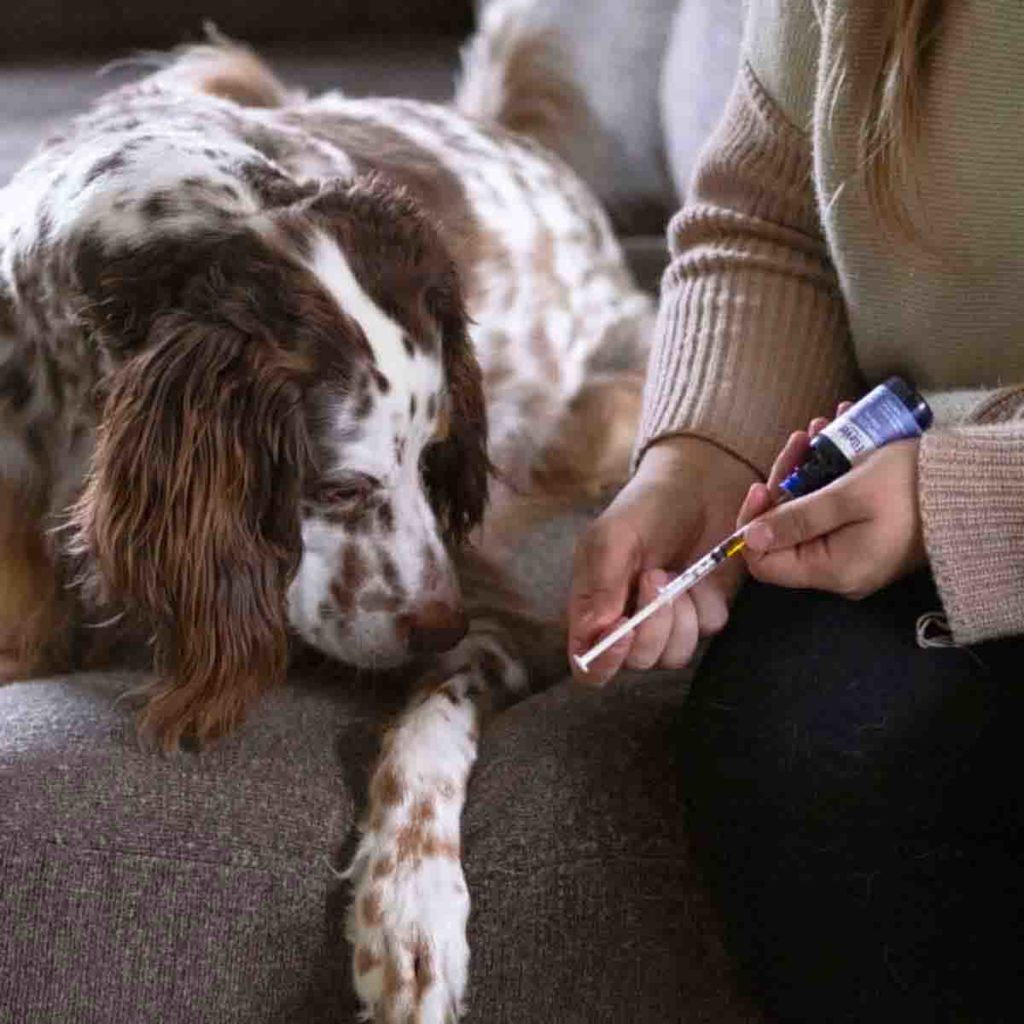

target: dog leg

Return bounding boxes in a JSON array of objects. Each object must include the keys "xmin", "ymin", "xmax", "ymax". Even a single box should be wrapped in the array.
[
  {"xmin": 348, "ymin": 552, "xmax": 553, "ymax": 1024},
  {"xmin": 347, "ymin": 663, "xmax": 478, "ymax": 1024}
]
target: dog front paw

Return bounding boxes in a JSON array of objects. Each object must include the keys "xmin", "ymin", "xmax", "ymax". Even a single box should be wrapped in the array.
[{"xmin": 347, "ymin": 825, "xmax": 470, "ymax": 1024}]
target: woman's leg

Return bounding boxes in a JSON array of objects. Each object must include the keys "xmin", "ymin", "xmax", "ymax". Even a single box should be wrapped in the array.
[{"xmin": 677, "ymin": 572, "xmax": 1024, "ymax": 1023}]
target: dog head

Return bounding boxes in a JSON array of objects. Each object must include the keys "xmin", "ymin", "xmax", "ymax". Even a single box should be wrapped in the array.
[
  {"xmin": 72, "ymin": 170, "xmax": 487, "ymax": 747},
  {"xmin": 288, "ymin": 176, "xmax": 488, "ymax": 670}
]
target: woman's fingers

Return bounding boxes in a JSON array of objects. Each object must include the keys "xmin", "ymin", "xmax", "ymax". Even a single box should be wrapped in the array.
[
  {"xmin": 568, "ymin": 519, "xmax": 640, "ymax": 648},
  {"xmin": 568, "ymin": 517, "xmax": 644, "ymax": 684},
  {"xmin": 767, "ymin": 431, "xmax": 812, "ymax": 492},
  {"xmin": 659, "ymin": 587, "xmax": 701, "ymax": 668},
  {"xmin": 624, "ymin": 569, "xmax": 673, "ymax": 670},
  {"xmin": 572, "ymin": 615, "xmax": 635, "ymax": 685},
  {"xmin": 736, "ymin": 481, "xmax": 772, "ymax": 528},
  {"xmin": 576, "ymin": 571, "xmax": 720, "ymax": 679},
  {"xmin": 746, "ymin": 484, "xmax": 853, "ymax": 554}
]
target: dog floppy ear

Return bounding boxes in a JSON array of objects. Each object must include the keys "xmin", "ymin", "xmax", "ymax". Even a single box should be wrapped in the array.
[
  {"xmin": 74, "ymin": 312, "xmax": 312, "ymax": 749},
  {"xmin": 422, "ymin": 270, "xmax": 490, "ymax": 544}
]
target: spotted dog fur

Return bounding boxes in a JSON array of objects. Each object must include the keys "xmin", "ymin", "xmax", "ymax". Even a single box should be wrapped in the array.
[
  {"xmin": 0, "ymin": 5, "xmax": 653, "ymax": 1019},
  {"xmin": 346, "ymin": 551, "xmax": 554, "ymax": 1022}
]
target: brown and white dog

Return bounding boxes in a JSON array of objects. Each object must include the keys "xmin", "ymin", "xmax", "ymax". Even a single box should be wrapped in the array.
[{"xmin": 0, "ymin": 2, "xmax": 653, "ymax": 1019}]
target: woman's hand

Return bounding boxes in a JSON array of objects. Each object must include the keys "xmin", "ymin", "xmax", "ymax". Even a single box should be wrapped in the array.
[
  {"xmin": 738, "ymin": 415, "xmax": 926, "ymax": 599},
  {"xmin": 568, "ymin": 436, "xmax": 759, "ymax": 685}
]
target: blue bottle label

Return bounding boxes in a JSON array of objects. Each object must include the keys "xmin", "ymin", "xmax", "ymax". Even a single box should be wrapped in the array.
[{"xmin": 822, "ymin": 383, "xmax": 923, "ymax": 463}]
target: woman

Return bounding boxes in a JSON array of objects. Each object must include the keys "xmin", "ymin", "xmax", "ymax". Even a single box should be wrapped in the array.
[{"xmin": 569, "ymin": 1, "xmax": 1024, "ymax": 1020}]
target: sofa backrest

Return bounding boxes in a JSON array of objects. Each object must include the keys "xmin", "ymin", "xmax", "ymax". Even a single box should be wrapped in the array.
[{"xmin": 3, "ymin": 0, "xmax": 474, "ymax": 59}]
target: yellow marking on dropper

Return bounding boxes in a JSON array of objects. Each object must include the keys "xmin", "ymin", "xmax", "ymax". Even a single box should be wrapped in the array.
[{"xmin": 724, "ymin": 535, "xmax": 747, "ymax": 558}]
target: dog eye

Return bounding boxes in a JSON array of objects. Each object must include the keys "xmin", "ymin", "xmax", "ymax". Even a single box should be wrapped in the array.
[{"xmin": 310, "ymin": 474, "xmax": 378, "ymax": 505}]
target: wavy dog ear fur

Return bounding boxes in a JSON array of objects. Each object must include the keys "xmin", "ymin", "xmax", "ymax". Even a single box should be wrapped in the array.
[
  {"xmin": 422, "ymin": 270, "xmax": 489, "ymax": 544},
  {"xmin": 74, "ymin": 312, "xmax": 312, "ymax": 749}
]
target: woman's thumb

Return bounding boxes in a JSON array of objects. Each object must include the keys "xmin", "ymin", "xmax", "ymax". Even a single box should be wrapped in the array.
[{"xmin": 568, "ymin": 520, "xmax": 640, "ymax": 640}]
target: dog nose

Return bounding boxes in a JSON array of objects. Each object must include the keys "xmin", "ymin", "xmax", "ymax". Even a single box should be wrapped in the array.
[{"xmin": 407, "ymin": 600, "xmax": 469, "ymax": 654}]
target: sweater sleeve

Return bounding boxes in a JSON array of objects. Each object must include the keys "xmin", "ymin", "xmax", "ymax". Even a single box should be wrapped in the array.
[
  {"xmin": 635, "ymin": 59, "xmax": 861, "ymax": 476},
  {"xmin": 919, "ymin": 388, "xmax": 1024, "ymax": 644}
]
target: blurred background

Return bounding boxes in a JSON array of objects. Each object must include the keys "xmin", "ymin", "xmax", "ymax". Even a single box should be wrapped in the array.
[
  {"xmin": 1, "ymin": 0, "xmax": 474, "ymax": 58},
  {"xmin": 1, "ymin": 0, "xmax": 744, "ymax": 272},
  {"xmin": 0, "ymin": 0, "xmax": 474, "ymax": 187}
]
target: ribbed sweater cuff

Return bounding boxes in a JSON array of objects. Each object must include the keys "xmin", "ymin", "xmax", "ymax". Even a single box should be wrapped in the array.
[{"xmin": 919, "ymin": 424, "xmax": 1024, "ymax": 644}]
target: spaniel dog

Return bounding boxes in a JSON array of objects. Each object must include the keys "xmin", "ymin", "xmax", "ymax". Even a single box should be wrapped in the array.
[{"xmin": 0, "ymin": 2, "xmax": 653, "ymax": 1019}]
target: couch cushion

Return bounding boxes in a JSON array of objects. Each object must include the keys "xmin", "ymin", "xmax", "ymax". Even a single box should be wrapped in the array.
[
  {"xmin": 464, "ymin": 674, "xmax": 760, "ymax": 1023},
  {"xmin": 0, "ymin": 663, "xmax": 754, "ymax": 1024},
  {"xmin": 0, "ymin": 669, "xmax": 403, "ymax": 1022}
]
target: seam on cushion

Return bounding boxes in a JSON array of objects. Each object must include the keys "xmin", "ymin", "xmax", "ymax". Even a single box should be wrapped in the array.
[
  {"xmin": 0, "ymin": 835, "xmax": 336, "ymax": 875},
  {"xmin": 466, "ymin": 852, "xmax": 699, "ymax": 880}
]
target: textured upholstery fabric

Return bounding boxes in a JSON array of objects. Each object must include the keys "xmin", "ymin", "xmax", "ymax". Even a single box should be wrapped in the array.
[
  {"xmin": 0, "ymin": 671, "xmax": 372, "ymax": 1023},
  {"xmin": 1, "ymin": 670, "xmax": 761, "ymax": 1023},
  {"xmin": 464, "ymin": 679, "xmax": 763, "ymax": 1024}
]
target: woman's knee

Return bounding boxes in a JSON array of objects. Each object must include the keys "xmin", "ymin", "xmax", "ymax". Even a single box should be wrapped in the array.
[{"xmin": 677, "ymin": 576, "xmax": 999, "ymax": 829}]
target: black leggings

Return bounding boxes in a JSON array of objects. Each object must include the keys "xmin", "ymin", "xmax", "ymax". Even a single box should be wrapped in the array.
[{"xmin": 677, "ymin": 572, "xmax": 1024, "ymax": 1023}]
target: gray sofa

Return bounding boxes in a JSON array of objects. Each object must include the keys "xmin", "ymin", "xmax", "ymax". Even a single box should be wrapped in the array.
[{"xmin": 0, "ymin": 5, "xmax": 756, "ymax": 1021}]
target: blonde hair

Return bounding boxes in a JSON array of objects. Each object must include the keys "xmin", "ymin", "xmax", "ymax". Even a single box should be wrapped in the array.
[{"xmin": 861, "ymin": 0, "xmax": 944, "ymax": 236}]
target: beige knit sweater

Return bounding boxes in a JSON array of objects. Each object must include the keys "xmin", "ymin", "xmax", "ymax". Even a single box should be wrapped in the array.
[{"xmin": 639, "ymin": 0, "xmax": 1024, "ymax": 644}]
